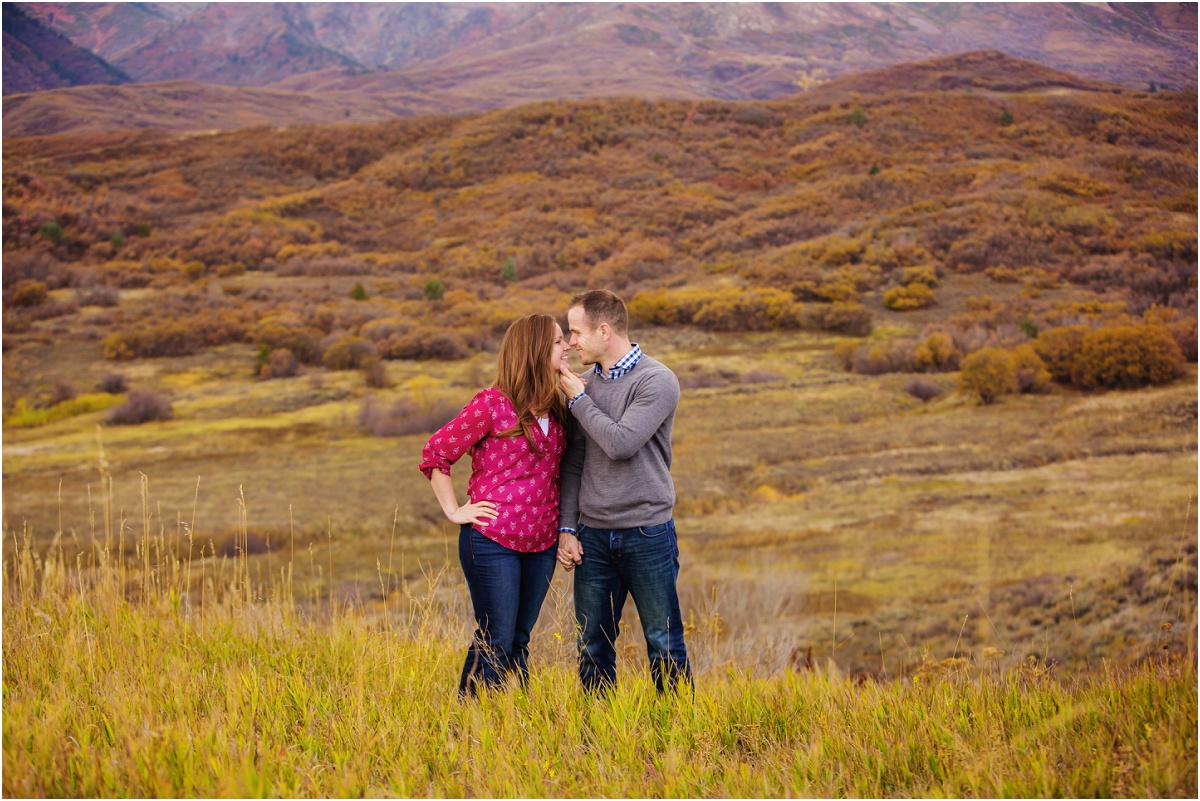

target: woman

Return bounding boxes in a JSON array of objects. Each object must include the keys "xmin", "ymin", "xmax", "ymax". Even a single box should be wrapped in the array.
[{"xmin": 420, "ymin": 313, "xmax": 571, "ymax": 697}]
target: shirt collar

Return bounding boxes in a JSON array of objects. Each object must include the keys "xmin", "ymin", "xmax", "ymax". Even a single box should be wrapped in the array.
[{"xmin": 594, "ymin": 343, "xmax": 642, "ymax": 381}]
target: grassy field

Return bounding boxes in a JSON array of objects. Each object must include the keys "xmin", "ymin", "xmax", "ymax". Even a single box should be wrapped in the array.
[
  {"xmin": 3, "ymin": 531, "xmax": 1196, "ymax": 798},
  {"xmin": 4, "ymin": 313, "xmax": 1197, "ymax": 797},
  {"xmin": 4, "ymin": 315, "xmax": 1197, "ymax": 677}
]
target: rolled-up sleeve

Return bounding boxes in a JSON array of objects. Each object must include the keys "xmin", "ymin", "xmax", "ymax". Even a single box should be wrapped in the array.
[{"xmin": 419, "ymin": 391, "xmax": 494, "ymax": 479}]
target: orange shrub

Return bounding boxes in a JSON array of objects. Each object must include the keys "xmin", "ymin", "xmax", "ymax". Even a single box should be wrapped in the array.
[
  {"xmin": 912, "ymin": 332, "xmax": 961, "ymax": 372},
  {"xmin": 322, "ymin": 336, "xmax": 378, "ymax": 371},
  {"xmin": 103, "ymin": 323, "xmax": 197, "ymax": 360},
  {"xmin": 1032, "ymin": 325, "xmax": 1089, "ymax": 382},
  {"xmin": 383, "ymin": 327, "xmax": 469, "ymax": 360},
  {"xmin": 1010, "ymin": 344, "xmax": 1051, "ymax": 393},
  {"xmin": 813, "ymin": 303, "xmax": 873, "ymax": 336},
  {"xmin": 254, "ymin": 316, "xmax": 325, "ymax": 364},
  {"xmin": 10, "ymin": 280, "xmax": 48, "ymax": 307},
  {"xmin": 1071, "ymin": 325, "xmax": 1184, "ymax": 389}
]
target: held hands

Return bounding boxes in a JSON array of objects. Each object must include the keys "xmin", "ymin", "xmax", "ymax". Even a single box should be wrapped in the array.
[
  {"xmin": 447, "ymin": 500, "xmax": 498, "ymax": 528},
  {"xmin": 557, "ymin": 531, "xmax": 583, "ymax": 571},
  {"xmin": 558, "ymin": 364, "xmax": 587, "ymax": 400}
]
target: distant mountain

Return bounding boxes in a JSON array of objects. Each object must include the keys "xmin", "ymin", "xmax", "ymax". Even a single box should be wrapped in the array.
[
  {"xmin": 4, "ymin": 2, "xmax": 1195, "ymax": 131},
  {"xmin": 2, "ymin": 3, "xmax": 128, "ymax": 95},
  {"xmin": 17, "ymin": 2, "xmax": 1196, "ymax": 94},
  {"xmin": 0, "ymin": 49, "xmax": 1129, "ymax": 139}
]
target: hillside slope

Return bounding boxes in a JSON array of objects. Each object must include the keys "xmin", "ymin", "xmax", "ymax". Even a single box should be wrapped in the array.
[{"xmin": 2, "ymin": 4, "xmax": 128, "ymax": 95}]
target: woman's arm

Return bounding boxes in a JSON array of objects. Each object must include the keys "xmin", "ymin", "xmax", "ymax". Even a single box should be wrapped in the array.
[{"xmin": 429, "ymin": 471, "xmax": 498, "ymax": 528}]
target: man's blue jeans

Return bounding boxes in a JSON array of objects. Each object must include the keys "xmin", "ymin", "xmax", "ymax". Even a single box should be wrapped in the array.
[
  {"xmin": 574, "ymin": 519, "xmax": 692, "ymax": 693},
  {"xmin": 458, "ymin": 525, "xmax": 557, "ymax": 697}
]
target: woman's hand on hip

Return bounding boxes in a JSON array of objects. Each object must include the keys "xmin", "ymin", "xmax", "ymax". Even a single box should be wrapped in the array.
[{"xmin": 447, "ymin": 501, "xmax": 499, "ymax": 527}]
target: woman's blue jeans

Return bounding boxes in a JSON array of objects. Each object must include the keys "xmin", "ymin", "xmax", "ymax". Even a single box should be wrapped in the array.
[
  {"xmin": 457, "ymin": 524, "xmax": 557, "ymax": 697},
  {"xmin": 574, "ymin": 519, "xmax": 692, "ymax": 693}
]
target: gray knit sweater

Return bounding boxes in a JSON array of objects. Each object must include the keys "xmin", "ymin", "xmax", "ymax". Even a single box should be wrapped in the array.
[{"xmin": 558, "ymin": 354, "xmax": 679, "ymax": 530}]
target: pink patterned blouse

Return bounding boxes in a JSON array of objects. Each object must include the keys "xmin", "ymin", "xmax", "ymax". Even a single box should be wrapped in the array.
[{"xmin": 419, "ymin": 387, "xmax": 565, "ymax": 552}]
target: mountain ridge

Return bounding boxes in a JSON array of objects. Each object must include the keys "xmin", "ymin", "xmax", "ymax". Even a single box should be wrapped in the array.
[{"xmin": 2, "ymin": 4, "xmax": 128, "ymax": 95}]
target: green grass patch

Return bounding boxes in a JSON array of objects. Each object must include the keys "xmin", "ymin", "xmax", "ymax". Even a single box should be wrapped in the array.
[{"xmin": 5, "ymin": 393, "xmax": 124, "ymax": 428}]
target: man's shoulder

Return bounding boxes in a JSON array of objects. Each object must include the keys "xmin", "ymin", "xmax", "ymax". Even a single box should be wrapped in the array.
[{"xmin": 631, "ymin": 355, "xmax": 679, "ymax": 395}]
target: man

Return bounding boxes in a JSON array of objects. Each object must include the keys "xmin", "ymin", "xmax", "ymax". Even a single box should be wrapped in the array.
[{"xmin": 555, "ymin": 289, "xmax": 691, "ymax": 694}]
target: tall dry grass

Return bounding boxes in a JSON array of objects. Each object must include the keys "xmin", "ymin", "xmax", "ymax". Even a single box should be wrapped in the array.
[{"xmin": 3, "ymin": 475, "xmax": 1196, "ymax": 797}]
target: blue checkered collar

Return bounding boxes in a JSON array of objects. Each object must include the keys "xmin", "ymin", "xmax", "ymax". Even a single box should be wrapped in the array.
[{"xmin": 594, "ymin": 343, "xmax": 642, "ymax": 381}]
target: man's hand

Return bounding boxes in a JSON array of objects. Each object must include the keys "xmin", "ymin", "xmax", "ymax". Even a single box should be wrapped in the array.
[
  {"xmin": 559, "ymin": 365, "xmax": 587, "ymax": 400},
  {"xmin": 557, "ymin": 531, "xmax": 583, "ymax": 571},
  {"xmin": 447, "ymin": 500, "xmax": 498, "ymax": 528}
]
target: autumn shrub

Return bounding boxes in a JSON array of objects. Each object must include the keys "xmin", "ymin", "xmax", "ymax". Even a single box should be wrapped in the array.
[
  {"xmin": 96, "ymin": 372, "xmax": 128, "ymax": 394},
  {"xmin": 383, "ymin": 327, "xmax": 469, "ymax": 361},
  {"xmin": 363, "ymin": 358, "xmax": 391, "ymax": 389},
  {"xmin": 832, "ymin": 341, "xmax": 859, "ymax": 371},
  {"xmin": 105, "ymin": 389, "xmax": 172, "ymax": 425},
  {"xmin": 853, "ymin": 339, "xmax": 915, "ymax": 375},
  {"xmin": 358, "ymin": 397, "xmax": 461, "ymax": 437},
  {"xmin": 323, "ymin": 336, "xmax": 378, "ymax": 371},
  {"xmin": 254, "ymin": 317, "xmax": 325, "ymax": 364},
  {"xmin": 1071, "ymin": 325, "xmax": 1185, "ymax": 389},
  {"xmin": 693, "ymin": 288, "xmax": 801, "ymax": 332},
  {"xmin": 1130, "ymin": 230, "xmax": 1197, "ymax": 262},
  {"xmin": 1010, "ymin": 344, "xmax": 1051, "ymax": 393},
  {"xmin": 883, "ymin": 283, "xmax": 936, "ymax": 311},
  {"xmin": 903, "ymin": 376, "xmax": 943, "ymax": 402},
  {"xmin": 812, "ymin": 302, "xmax": 874, "ymax": 336},
  {"xmin": 1032, "ymin": 325, "xmax": 1090, "ymax": 383},
  {"xmin": 899, "ymin": 265, "xmax": 940, "ymax": 287},
  {"xmin": 103, "ymin": 324, "xmax": 197, "ymax": 360},
  {"xmin": 49, "ymin": 378, "xmax": 78, "ymax": 406},
  {"xmin": 1143, "ymin": 306, "xmax": 1198, "ymax": 362},
  {"xmin": 10, "ymin": 280, "xmax": 48, "ymax": 307},
  {"xmin": 259, "ymin": 348, "xmax": 299, "ymax": 379},
  {"xmin": 958, "ymin": 347, "xmax": 1017, "ymax": 405},
  {"xmin": 912, "ymin": 332, "xmax": 961, "ymax": 372},
  {"xmin": 628, "ymin": 290, "xmax": 680, "ymax": 326}
]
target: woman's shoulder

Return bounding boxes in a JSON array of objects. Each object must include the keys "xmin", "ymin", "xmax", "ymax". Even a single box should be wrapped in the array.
[{"xmin": 470, "ymin": 386, "xmax": 514, "ymax": 414}]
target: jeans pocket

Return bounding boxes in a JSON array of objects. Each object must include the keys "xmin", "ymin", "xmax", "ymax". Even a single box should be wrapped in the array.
[{"xmin": 638, "ymin": 520, "xmax": 673, "ymax": 538}]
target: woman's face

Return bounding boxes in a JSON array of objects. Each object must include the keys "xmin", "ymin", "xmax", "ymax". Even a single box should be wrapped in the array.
[{"xmin": 549, "ymin": 322, "xmax": 570, "ymax": 373}]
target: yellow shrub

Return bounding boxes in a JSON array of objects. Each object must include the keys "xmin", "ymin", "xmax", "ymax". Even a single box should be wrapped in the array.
[
  {"xmin": 883, "ymin": 283, "xmax": 936, "ymax": 311},
  {"xmin": 958, "ymin": 348, "xmax": 1017, "ymax": 405}
]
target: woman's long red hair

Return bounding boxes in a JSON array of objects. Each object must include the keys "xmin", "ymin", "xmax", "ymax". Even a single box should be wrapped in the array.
[{"xmin": 494, "ymin": 314, "xmax": 567, "ymax": 451}]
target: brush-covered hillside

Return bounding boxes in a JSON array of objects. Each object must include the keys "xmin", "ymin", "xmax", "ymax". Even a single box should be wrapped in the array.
[{"xmin": 4, "ymin": 52, "xmax": 1196, "ymax": 396}]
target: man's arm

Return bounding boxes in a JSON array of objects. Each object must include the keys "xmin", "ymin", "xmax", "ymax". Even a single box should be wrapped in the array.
[
  {"xmin": 557, "ymin": 416, "xmax": 585, "ymax": 532},
  {"xmin": 569, "ymin": 370, "xmax": 679, "ymax": 461},
  {"xmin": 556, "ymin": 417, "xmax": 585, "ymax": 570}
]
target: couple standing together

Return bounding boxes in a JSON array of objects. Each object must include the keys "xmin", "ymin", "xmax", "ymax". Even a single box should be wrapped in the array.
[{"xmin": 419, "ymin": 289, "xmax": 691, "ymax": 697}]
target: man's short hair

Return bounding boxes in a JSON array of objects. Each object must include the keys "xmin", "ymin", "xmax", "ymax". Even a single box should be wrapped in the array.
[{"xmin": 569, "ymin": 289, "xmax": 628, "ymax": 336}]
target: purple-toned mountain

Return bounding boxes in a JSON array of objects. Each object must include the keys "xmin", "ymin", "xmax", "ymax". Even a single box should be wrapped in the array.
[
  {"xmin": 17, "ymin": 2, "xmax": 1197, "ymax": 94},
  {"xmin": 2, "ymin": 3, "xmax": 127, "ymax": 94},
  {"xmin": 3, "ymin": 2, "xmax": 1195, "ymax": 131}
]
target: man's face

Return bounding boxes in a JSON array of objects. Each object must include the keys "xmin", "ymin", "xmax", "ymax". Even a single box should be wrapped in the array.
[{"xmin": 567, "ymin": 306, "xmax": 603, "ymax": 367}]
